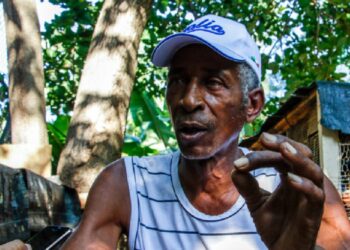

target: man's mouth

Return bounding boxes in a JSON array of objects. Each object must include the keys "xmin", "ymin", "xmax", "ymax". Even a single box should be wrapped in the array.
[
  {"xmin": 179, "ymin": 126, "xmax": 206, "ymax": 135},
  {"xmin": 177, "ymin": 122, "xmax": 208, "ymax": 140}
]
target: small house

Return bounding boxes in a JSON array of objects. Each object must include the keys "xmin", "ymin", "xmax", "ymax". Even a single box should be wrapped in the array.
[{"xmin": 240, "ymin": 81, "xmax": 350, "ymax": 216}]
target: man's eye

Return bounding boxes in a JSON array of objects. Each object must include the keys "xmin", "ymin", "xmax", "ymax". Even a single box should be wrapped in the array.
[
  {"xmin": 169, "ymin": 77, "xmax": 185, "ymax": 85},
  {"xmin": 206, "ymin": 78, "xmax": 224, "ymax": 88}
]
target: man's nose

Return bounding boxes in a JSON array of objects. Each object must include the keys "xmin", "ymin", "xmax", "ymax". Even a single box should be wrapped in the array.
[{"xmin": 179, "ymin": 80, "xmax": 204, "ymax": 112}]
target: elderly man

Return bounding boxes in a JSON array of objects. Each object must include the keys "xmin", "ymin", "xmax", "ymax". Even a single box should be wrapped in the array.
[{"xmin": 62, "ymin": 15, "xmax": 350, "ymax": 249}]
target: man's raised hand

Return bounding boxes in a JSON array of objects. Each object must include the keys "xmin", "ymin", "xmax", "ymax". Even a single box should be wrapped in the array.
[{"xmin": 231, "ymin": 132, "xmax": 325, "ymax": 250}]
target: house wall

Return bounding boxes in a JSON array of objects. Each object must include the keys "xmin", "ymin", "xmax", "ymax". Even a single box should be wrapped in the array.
[
  {"xmin": 276, "ymin": 96, "xmax": 349, "ymax": 216},
  {"xmin": 281, "ymin": 94, "xmax": 342, "ymax": 192},
  {"xmin": 286, "ymin": 98, "xmax": 319, "ymax": 164},
  {"xmin": 317, "ymin": 92, "xmax": 342, "ymax": 191}
]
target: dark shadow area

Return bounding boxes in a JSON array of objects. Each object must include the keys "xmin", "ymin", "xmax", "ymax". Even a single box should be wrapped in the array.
[
  {"xmin": 3, "ymin": 0, "xmax": 22, "ymax": 31},
  {"xmin": 0, "ymin": 164, "xmax": 81, "ymax": 244}
]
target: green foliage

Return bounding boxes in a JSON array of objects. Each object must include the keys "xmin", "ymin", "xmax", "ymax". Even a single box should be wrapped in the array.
[
  {"xmin": 275, "ymin": 1, "xmax": 350, "ymax": 93},
  {"xmin": 47, "ymin": 115, "xmax": 70, "ymax": 173},
  {"xmin": 43, "ymin": 0, "xmax": 102, "ymax": 115},
  {"xmin": 0, "ymin": 73, "xmax": 9, "ymax": 139},
  {"xmin": 0, "ymin": 73, "xmax": 7, "ymax": 111},
  {"xmin": 123, "ymin": 90, "xmax": 177, "ymax": 156},
  {"xmin": 40, "ymin": 0, "xmax": 350, "ymax": 161},
  {"xmin": 242, "ymin": 120, "xmax": 263, "ymax": 139},
  {"xmin": 135, "ymin": 0, "xmax": 350, "ymax": 139}
]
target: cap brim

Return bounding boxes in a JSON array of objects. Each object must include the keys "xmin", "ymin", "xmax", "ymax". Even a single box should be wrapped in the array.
[{"xmin": 151, "ymin": 33, "xmax": 245, "ymax": 67}]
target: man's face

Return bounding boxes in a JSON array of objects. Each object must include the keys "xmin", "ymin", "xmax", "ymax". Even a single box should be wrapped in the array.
[{"xmin": 166, "ymin": 44, "xmax": 247, "ymax": 159}]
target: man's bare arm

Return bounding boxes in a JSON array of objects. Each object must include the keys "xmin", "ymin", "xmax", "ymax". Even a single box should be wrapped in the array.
[
  {"xmin": 317, "ymin": 176, "xmax": 350, "ymax": 249},
  {"xmin": 61, "ymin": 159, "xmax": 130, "ymax": 250}
]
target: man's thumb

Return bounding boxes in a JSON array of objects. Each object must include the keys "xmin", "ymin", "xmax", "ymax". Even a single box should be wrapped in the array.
[
  {"xmin": 231, "ymin": 166, "xmax": 265, "ymax": 212},
  {"xmin": 0, "ymin": 240, "xmax": 31, "ymax": 250}
]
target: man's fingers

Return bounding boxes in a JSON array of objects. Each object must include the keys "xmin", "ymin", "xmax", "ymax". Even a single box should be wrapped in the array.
[
  {"xmin": 280, "ymin": 141, "xmax": 324, "ymax": 188},
  {"xmin": 234, "ymin": 143, "xmax": 323, "ymax": 187},
  {"xmin": 260, "ymin": 132, "xmax": 313, "ymax": 159},
  {"xmin": 234, "ymin": 150, "xmax": 290, "ymax": 173},
  {"xmin": 287, "ymin": 173, "xmax": 324, "ymax": 203},
  {"xmin": 231, "ymin": 167, "xmax": 269, "ymax": 212},
  {"xmin": 233, "ymin": 142, "xmax": 325, "ymax": 207},
  {"xmin": 234, "ymin": 132, "xmax": 324, "ymax": 213}
]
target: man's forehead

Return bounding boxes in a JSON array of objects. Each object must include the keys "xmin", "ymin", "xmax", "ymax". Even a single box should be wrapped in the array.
[
  {"xmin": 168, "ymin": 44, "xmax": 239, "ymax": 74},
  {"xmin": 168, "ymin": 66, "xmax": 230, "ymax": 76},
  {"xmin": 171, "ymin": 44, "xmax": 223, "ymax": 60}
]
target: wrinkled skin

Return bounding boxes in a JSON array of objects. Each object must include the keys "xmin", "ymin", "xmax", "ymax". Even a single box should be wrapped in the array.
[
  {"xmin": 231, "ymin": 134, "xmax": 324, "ymax": 250},
  {"xmin": 166, "ymin": 45, "xmax": 247, "ymax": 160}
]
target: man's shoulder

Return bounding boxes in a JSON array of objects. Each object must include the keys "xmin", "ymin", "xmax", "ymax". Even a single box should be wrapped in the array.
[
  {"xmin": 100, "ymin": 157, "xmax": 127, "ymax": 180},
  {"xmin": 76, "ymin": 158, "xmax": 130, "ymax": 233},
  {"xmin": 125, "ymin": 151, "xmax": 178, "ymax": 161},
  {"xmin": 121, "ymin": 151, "xmax": 179, "ymax": 172}
]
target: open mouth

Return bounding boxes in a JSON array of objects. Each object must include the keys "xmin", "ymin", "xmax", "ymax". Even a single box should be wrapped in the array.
[
  {"xmin": 177, "ymin": 122, "xmax": 208, "ymax": 140},
  {"xmin": 179, "ymin": 126, "xmax": 207, "ymax": 135}
]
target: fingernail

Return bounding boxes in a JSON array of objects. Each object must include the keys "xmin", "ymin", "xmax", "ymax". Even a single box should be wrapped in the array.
[
  {"xmin": 230, "ymin": 167, "xmax": 237, "ymax": 176},
  {"xmin": 287, "ymin": 172, "xmax": 303, "ymax": 184},
  {"xmin": 263, "ymin": 132, "xmax": 277, "ymax": 143},
  {"xmin": 234, "ymin": 157, "xmax": 249, "ymax": 169},
  {"xmin": 283, "ymin": 142, "xmax": 297, "ymax": 155},
  {"xmin": 25, "ymin": 244, "xmax": 32, "ymax": 250}
]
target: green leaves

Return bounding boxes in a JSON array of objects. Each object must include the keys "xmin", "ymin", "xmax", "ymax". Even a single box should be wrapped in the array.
[
  {"xmin": 41, "ymin": 0, "xmax": 350, "ymax": 157},
  {"xmin": 43, "ymin": 0, "xmax": 102, "ymax": 116},
  {"xmin": 47, "ymin": 115, "xmax": 71, "ymax": 173},
  {"xmin": 123, "ymin": 90, "xmax": 177, "ymax": 156},
  {"xmin": 0, "ymin": 73, "xmax": 9, "ymax": 140}
]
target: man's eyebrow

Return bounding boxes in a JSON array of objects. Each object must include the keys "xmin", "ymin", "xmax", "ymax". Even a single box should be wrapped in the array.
[
  {"xmin": 203, "ymin": 68, "xmax": 222, "ymax": 75},
  {"xmin": 203, "ymin": 68, "xmax": 236, "ymax": 79},
  {"xmin": 168, "ymin": 67, "xmax": 184, "ymax": 76}
]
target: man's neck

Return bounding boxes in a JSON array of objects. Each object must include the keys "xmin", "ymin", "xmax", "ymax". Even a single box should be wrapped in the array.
[{"xmin": 178, "ymin": 144, "xmax": 244, "ymax": 215}]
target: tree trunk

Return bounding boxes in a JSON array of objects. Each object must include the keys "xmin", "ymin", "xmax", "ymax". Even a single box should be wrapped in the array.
[
  {"xmin": 4, "ymin": 0, "xmax": 48, "ymax": 144},
  {"xmin": 58, "ymin": 0, "xmax": 152, "ymax": 193}
]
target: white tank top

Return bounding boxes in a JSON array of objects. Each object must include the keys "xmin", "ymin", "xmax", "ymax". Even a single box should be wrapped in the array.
[{"xmin": 125, "ymin": 150, "xmax": 280, "ymax": 250}]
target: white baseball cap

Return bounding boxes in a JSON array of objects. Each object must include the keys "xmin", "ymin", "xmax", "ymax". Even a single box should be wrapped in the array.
[{"xmin": 151, "ymin": 14, "xmax": 261, "ymax": 82}]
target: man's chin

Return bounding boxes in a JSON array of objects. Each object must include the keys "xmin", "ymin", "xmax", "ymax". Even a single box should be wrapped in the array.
[{"xmin": 179, "ymin": 147, "xmax": 215, "ymax": 160}]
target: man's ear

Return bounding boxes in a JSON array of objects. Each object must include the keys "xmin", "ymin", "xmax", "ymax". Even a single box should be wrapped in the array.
[{"xmin": 245, "ymin": 88, "xmax": 265, "ymax": 123}]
